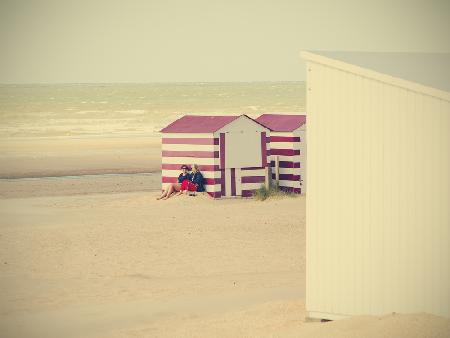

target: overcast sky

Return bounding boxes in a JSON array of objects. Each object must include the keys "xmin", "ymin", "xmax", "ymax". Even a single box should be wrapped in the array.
[{"xmin": 1, "ymin": 0, "xmax": 449, "ymax": 83}]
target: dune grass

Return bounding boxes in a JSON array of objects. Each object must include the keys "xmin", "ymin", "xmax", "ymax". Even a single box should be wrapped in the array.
[{"xmin": 253, "ymin": 182, "xmax": 299, "ymax": 201}]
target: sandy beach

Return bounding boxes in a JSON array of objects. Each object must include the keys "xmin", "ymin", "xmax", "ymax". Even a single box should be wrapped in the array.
[
  {"xmin": 1, "ymin": 166, "xmax": 449, "ymax": 337},
  {"xmin": 0, "ymin": 136, "xmax": 161, "ymax": 179}
]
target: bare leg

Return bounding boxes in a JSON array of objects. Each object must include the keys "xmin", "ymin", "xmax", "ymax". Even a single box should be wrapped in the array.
[
  {"xmin": 157, "ymin": 190, "xmax": 168, "ymax": 200},
  {"xmin": 162, "ymin": 184, "xmax": 175, "ymax": 199},
  {"xmin": 171, "ymin": 183, "xmax": 183, "ymax": 197},
  {"xmin": 164, "ymin": 191, "xmax": 178, "ymax": 200},
  {"xmin": 159, "ymin": 183, "xmax": 182, "ymax": 200},
  {"xmin": 157, "ymin": 184, "xmax": 174, "ymax": 200}
]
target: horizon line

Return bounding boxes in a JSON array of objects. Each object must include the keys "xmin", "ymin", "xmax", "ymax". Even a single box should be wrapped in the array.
[{"xmin": 0, "ymin": 80, "xmax": 306, "ymax": 86}]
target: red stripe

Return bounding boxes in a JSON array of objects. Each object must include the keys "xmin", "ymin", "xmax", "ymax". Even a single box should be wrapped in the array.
[
  {"xmin": 220, "ymin": 169, "xmax": 226, "ymax": 196},
  {"xmin": 207, "ymin": 191, "xmax": 222, "ymax": 198},
  {"xmin": 198, "ymin": 165, "xmax": 220, "ymax": 171},
  {"xmin": 241, "ymin": 166, "xmax": 264, "ymax": 171},
  {"xmin": 162, "ymin": 164, "xmax": 220, "ymax": 171},
  {"xmin": 162, "ymin": 176, "xmax": 179, "ymax": 183},
  {"xmin": 270, "ymin": 161, "xmax": 300, "ymax": 168},
  {"xmin": 162, "ymin": 137, "xmax": 219, "ymax": 145},
  {"xmin": 241, "ymin": 176, "xmax": 265, "ymax": 183},
  {"xmin": 280, "ymin": 186, "xmax": 301, "ymax": 194},
  {"xmin": 270, "ymin": 149, "xmax": 300, "ymax": 156},
  {"xmin": 241, "ymin": 190, "xmax": 255, "ymax": 197},
  {"xmin": 269, "ymin": 136, "xmax": 300, "ymax": 142},
  {"xmin": 231, "ymin": 168, "xmax": 236, "ymax": 196},
  {"xmin": 162, "ymin": 164, "xmax": 187, "ymax": 170},
  {"xmin": 260, "ymin": 132, "xmax": 267, "ymax": 168},
  {"xmin": 220, "ymin": 133, "xmax": 225, "ymax": 169},
  {"xmin": 162, "ymin": 150, "xmax": 219, "ymax": 158},
  {"xmin": 205, "ymin": 178, "xmax": 221, "ymax": 185},
  {"xmin": 279, "ymin": 174, "xmax": 300, "ymax": 181},
  {"xmin": 271, "ymin": 174, "xmax": 301, "ymax": 181}
]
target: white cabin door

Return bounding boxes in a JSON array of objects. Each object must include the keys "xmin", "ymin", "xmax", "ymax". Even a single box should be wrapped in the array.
[{"xmin": 223, "ymin": 168, "xmax": 241, "ymax": 197}]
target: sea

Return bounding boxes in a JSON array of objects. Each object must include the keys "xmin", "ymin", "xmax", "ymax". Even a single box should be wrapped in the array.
[{"xmin": 0, "ymin": 82, "xmax": 305, "ymax": 139}]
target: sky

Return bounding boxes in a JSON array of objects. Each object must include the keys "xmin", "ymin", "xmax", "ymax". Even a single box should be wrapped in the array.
[{"xmin": 0, "ymin": 0, "xmax": 449, "ymax": 83}]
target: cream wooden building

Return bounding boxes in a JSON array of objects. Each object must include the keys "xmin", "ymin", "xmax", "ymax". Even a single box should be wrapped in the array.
[{"xmin": 301, "ymin": 51, "xmax": 450, "ymax": 320}]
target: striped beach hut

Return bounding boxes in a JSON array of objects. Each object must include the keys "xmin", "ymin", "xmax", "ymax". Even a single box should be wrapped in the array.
[
  {"xmin": 160, "ymin": 114, "xmax": 270, "ymax": 198},
  {"xmin": 256, "ymin": 113, "xmax": 307, "ymax": 193}
]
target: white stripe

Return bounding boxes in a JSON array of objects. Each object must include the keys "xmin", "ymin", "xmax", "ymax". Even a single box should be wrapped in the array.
[
  {"xmin": 241, "ymin": 182, "xmax": 266, "ymax": 190},
  {"xmin": 162, "ymin": 170, "xmax": 218, "ymax": 179},
  {"xmin": 270, "ymin": 132, "xmax": 294, "ymax": 137},
  {"xmin": 204, "ymin": 184, "xmax": 221, "ymax": 193},
  {"xmin": 277, "ymin": 180, "xmax": 301, "ymax": 188},
  {"xmin": 269, "ymin": 142, "xmax": 295, "ymax": 149},
  {"xmin": 225, "ymin": 169, "xmax": 232, "ymax": 197},
  {"xmin": 162, "ymin": 157, "xmax": 217, "ymax": 165},
  {"xmin": 273, "ymin": 167, "xmax": 300, "ymax": 175},
  {"xmin": 241, "ymin": 169, "xmax": 266, "ymax": 176},
  {"xmin": 162, "ymin": 144, "xmax": 219, "ymax": 151},
  {"xmin": 162, "ymin": 133, "xmax": 213, "ymax": 138},
  {"xmin": 235, "ymin": 168, "xmax": 242, "ymax": 195}
]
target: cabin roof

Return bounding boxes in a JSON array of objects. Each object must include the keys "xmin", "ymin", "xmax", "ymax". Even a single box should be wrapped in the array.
[
  {"xmin": 255, "ymin": 114, "xmax": 306, "ymax": 132},
  {"xmin": 160, "ymin": 115, "xmax": 240, "ymax": 133}
]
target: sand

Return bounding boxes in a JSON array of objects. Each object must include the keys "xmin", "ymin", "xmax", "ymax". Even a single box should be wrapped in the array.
[
  {"xmin": 0, "ymin": 136, "xmax": 161, "ymax": 179},
  {"xmin": 0, "ymin": 137, "xmax": 449, "ymax": 337},
  {"xmin": 0, "ymin": 188, "xmax": 305, "ymax": 337}
]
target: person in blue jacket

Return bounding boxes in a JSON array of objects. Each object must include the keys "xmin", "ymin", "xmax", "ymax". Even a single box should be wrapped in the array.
[
  {"xmin": 157, "ymin": 164, "xmax": 191, "ymax": 200},
  {"xmin": 189, "ymin": 164, "xmax": 205, "ymax": 193}
]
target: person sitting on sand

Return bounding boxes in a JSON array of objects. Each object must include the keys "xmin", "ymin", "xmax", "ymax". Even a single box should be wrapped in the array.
[
  {"xmin": 157, "ymin": 164, "xmax": 191, "ymax": 200},
  {"xmin": 178, "ymin": 164, "xmax": 205, "ymax": 195}
]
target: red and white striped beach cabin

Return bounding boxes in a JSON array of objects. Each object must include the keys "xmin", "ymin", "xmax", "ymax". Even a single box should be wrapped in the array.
[
  {"xmin": 255, "ymin": 113, "xmax": 307, "ymax": 194},
  {"xmin": 160, "ymin": 115, "xmax": 270, "ymax": 198}
]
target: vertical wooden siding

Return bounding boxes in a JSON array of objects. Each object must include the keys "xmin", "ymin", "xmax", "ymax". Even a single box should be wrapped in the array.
[{"xmin": 306, "ymin": 61, "xmax": 450, "ymax": 319}]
